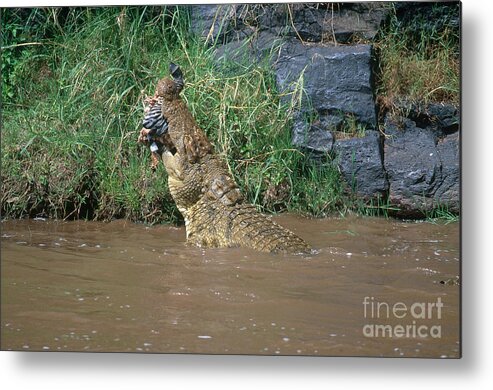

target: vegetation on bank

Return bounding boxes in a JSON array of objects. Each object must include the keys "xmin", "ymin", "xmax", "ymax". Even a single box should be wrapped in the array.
[
  {"xmin": 1, "ymin": 5, "xmax": 460, "ymax": 224},
  {"xmin": 375, "ymin": 2, "xmax": 460, "ymax": 110}
]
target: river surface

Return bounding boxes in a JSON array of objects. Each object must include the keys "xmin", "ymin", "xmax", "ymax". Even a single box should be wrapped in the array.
[{"xmin": 1, "ymin": 215, "xmax": 460, "ymax": 357}]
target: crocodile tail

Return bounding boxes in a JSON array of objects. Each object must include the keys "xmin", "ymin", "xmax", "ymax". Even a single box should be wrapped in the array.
[
  {"xmin": 185, "ymin": 201, "xmax": 310, "ymax": 254},
  {"xmin": 227, "ymin": 204, "xmax": 310, "ymax": 254}
]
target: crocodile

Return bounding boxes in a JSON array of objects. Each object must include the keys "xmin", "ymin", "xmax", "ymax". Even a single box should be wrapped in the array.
[{"xmin": 138, "ymin": 64, "xmax": 310, "ymax": 254}]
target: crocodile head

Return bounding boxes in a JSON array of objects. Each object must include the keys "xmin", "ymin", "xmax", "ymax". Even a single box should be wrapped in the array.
[
  {"xmin": 153, "ymin": 64, "xmax": 213, "ymax": 163},
  {"xmin": 140, "ymin": 63, "xmax": 186, "ymax": 157},
  {"xmin": 155, "ymin": 63, "xmax": 184, "ymax": 101}
]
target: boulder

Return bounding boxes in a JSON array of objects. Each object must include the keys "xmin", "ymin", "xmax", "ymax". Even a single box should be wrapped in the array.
[
  {"xmin": 189, "ymin": 4, "xmax": 239, "ymax": 44},
  {"xmin": 393, "ymin": 99, "xmax": 459, "ymax": 135},
  {"xmin": 292, "ymin": 114, "xmax": 335, "ymax": 153},
  {"xmin": 214, "ymin": 31, "xmax": 284, "ymax": 66},
  {"xmin": 384, "ymin": 116, "xmax": 459, "ymax": 216},
  {"xmin": 333, "ymin": 131, "xmax": 388, "ymax": 199},
  {"xmin": 435, "ymin": 131, "xmax": 460, "ymax": 213},
  {"xmin": 425, "ymin": 103, "xmax": 460, "ymax": 134},
  {"xmin": 266, "ymin": 3, "xmax": 325, "ymax": 42},
  {"xmin": 191, "ymin": 3, "xmax": 389, "ymax": 47},
  {"xmin": 257, "ymin": 3, "xmax": 388, "ymax": 43},
  {"xmin": 275, "ymin": 41, "xmax": 376, "ymax": 152},
  {"xmin": 214, "ymin": 37, "xmax": 254, "ymax": 66}
]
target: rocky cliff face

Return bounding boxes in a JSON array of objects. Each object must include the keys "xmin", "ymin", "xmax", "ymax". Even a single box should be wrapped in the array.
[{"xmin": 189, "ymin": 3, "xmax": 460, "ymax": 218}]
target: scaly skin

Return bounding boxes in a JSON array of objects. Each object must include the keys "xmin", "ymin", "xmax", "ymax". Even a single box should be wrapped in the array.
[{"xmin": 143, "ymin": 75, "xmax": 310, "ymax": 254}]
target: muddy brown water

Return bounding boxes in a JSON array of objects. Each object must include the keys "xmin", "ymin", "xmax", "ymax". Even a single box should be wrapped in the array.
[{"xmin": 1, "ymin": 215, "xmax": 460, "ymax": 357}]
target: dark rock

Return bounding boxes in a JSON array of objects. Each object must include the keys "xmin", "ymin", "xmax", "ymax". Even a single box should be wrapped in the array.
[
  {"xmin": 384, "ymin": 116, "xmax": 459, "ymax": 217},
  {"xmin": 275, "ymin": 41, "xmax": 376, "ymax": 151},
  {"xmin": 190, "ymin": 3, "xmax": 389, "ymax": 47},
  {"xmin": 276, "ymin": 41, "xmax": 376, "ymax": 125},
  {"xmin": 292, "ymin": 115, "xmax": 335, "ymax": 153},
  {"xmin": 435, "ymin": 132, "xmax": 460, "ymax": 213},
  {"xmin": 393, "ymin": 99, "xmax": 459, "ymax": 135},
  {"xmin": 253, "ymin": 31, "xmax": 285, "ymax": 58},
  {"xmin": 316, "ymin": 3, "xmax": 389, "ymax": 43},
  {"xmin": 333, "ymin": 131, "xmax": 388, "ymax": 199},
  {"xmin": 190, "ymin": 5, "xmax": 238, "ymax": 44},
  {"xmin": 256, "ymin": 3, "xmax": 388, "ymax": 43},
  {"xmin": 214, "ymin": 37, "xmax": 254, "ymax": 65},
  {"xmin": 424, "ymin": 103, "xmax": 460, "ymax": 134},
  {"xmin": 214, "ymin": 31, "xmax": 284, "ymax": 66},
  {"xmin": 281, "ymin": 4, "xmax": 325, "ymax": 42},
  {"xmin": 384, "ymin": 118, "xmax": 439, "ymax": 215}
]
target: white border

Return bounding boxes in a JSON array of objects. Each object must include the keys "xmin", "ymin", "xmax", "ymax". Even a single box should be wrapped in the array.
[{"xmin": 2, "ymin": 0, "xmax": 493, "ymax": 389}]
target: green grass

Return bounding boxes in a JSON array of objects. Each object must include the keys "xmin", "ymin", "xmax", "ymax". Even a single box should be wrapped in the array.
[
  {"xmin": 424, "ymin": 205, "xmax": 460, "ymax": 225},
  {"xmin": 2, "ymin": 7, "xmax": 189, "ymax": 223},
  {"xmin": 1, "ymin": 6, "xmax": 347, "ymax": 223}
]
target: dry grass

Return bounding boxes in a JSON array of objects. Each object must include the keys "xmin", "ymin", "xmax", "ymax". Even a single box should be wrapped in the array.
[{"xmin": 375, "ymin": 5, "xmax": 460, "ymax": 107}]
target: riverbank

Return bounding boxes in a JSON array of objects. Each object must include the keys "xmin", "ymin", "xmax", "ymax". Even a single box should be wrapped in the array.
[{"xmin": 1, "ymin": 5, "xmax": 460, "ymax": 224}]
